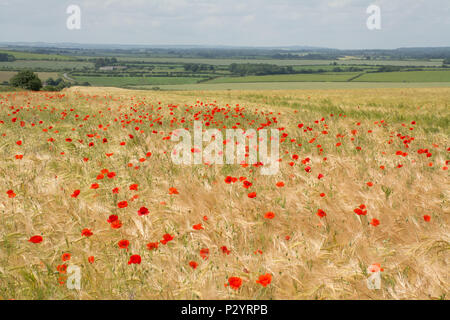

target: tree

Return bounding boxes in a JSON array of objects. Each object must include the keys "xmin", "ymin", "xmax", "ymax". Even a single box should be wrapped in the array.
[
  {"xmin": 443, "ymin": 58, "xmax": 450, "ymax": 66},
  {"xmin": 10, "ymin": 70, "xmax": 42, "ymax": 91}
]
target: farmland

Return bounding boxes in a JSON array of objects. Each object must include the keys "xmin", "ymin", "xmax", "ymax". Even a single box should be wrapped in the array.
[
  {"xmin": 0, "ymin": 46, "xmax": 449, "ymax": 90},
  {"xmin": 0, "ymin": 86, "xmax": 448, "ymax": 300}
]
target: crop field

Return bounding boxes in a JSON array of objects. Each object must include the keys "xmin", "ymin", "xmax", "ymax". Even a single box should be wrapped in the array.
[
  {"xmin": 0, "ymin": 50, "xmax": 76, "ymax": 61},
  {"xmin": 356, "ymin": 70, "xmax": 450, "ymax": 82},
  {"xmin": 206, "ymin": 72, "xmax": 360, "ymax": 83},
  {"xmin": 0, "ymin": 86, "xmax": 448, "ymax": 300},
  {"xmin": 72, "ymin": 76, "xmax": 207, "ymax": 87},
  {"xmin": 0, "ymin": 71, "xmax": 59, "ymax": 83},
  {"xmin": 0, "ymin": 61, "xmax": 94, "ymax": 71},
  {"xmin": 133, "ymin": 81, "xmax": 450, "ymax": 91}
]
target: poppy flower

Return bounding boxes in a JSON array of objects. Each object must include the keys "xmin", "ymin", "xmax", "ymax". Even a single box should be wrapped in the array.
[
  {"xmin": 189, "ymin": 261, "xmax": 198, "ymax": 269},
  {"xmin": 264, "ymin": 212, "xmax": 275, "ymax": 219},
  {"xmin": 226, "ymin": 277, "xmax": 242, "ymax": 290},
  {"xmin": 107, "ymin": 215, "xmax": 118, "ymax": 223},
  {"xmin": 90, "ymin": 183, "xmax": 99, "ymax": 189},
  {"xmin": 128, "ymin": 254, "xmax": 141, "ymax": 265},
  {"xmin": 276, "ymin": 181, "xmax": 285, "ymax": 187},
  {"xmin": 147, "ymin": 242, "xmax": 159, "ymax": 250},
  {"xmin": 111, "ymin": 219, "xmax": 122, "ymax": 229},
  {"xmin": 367, "ymin": 182, "xmax": 374, "ymax": 187},
  {"xmin": 117, "ymin": 201, "xmax": 128, "ymax": 208},
  {"xmin": 368, "ymin": 263, "xmax": 384, "ymax": 273},
  {"xmin": 317, "ymin": 173, "xmax": 324, "ymax": 180},
  {"xmin": 6, "ymin": 190, "xmax": 16, "ymax": 198},
  {"xmin": 81, "ymin": 228, "xmax": 93, "ymax": 237},
  {"xmin": 248, "ymin": 192, "xmax": 257, "ymax": 198},
  {"xmin": 160, "ymin": 233, "xmax": 174, "ymax": 245},
  {"xmin": 118, "ymin": 239, "xmax": 130, "ymax": 250},
  {"xmin": 221, "ymin": 246, "xmax": 231, "ymax": 255},
  {"xmin": 129, "ymin": 184, "xmax": 138, "ymax": 191},
  {"xmin": 370, "ymin": 218, "xmax": 380, "ymax": 227},
  {"xmin": 107, "ymin": 172, "xmax": 116, "ymax": 179},
  {"xmin": 88, "ymin": 256, "xmax": 95, "ymax": 264},
  {"xmin": 169, "ymin": 187, "xmax": 179, "ymax": 195},
  {"xmin": 138, "ymin": 207, "xmax": 149, "ymax": 216},
  {"xmin": 28, "ymin": 235, "xmax": 43, "ymax": 244},
  {"xmin": 112, "ymin": 187, "xmax": 119, "ymax": 194},
  {"xmin": 193, "ymin": 223, "xmax": 203, "ymax": 230},
  {"xmin": 71, "ymin": 190, "xmax": 80, "ymax": 198},
  {"xmin": 423, "ymin": 215, "xmax": 431, "ymax": 222},
  {"xmin": 354, "ymin": 204, "xmax": 367, "ymax": 216},
  {"xmin": 243, "ymin": 180, "xmax": 252, "ymax": 189},
  {"xmin": 62, "ymin": 253, "xmax": 71, "ymax": 261},
  {"xmin": 200, "ymin": 248, "xmax": 209, "ymax": 260},
  {"xmin": 316, "ymin": 209, "xmax": 327, "ymax": 218},
  {"xmin": 256, "ymin": 274, "xmax": 272, "ymax": 287}
]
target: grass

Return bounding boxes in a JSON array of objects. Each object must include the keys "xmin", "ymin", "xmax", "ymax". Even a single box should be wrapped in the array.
[
  {"xmin": 355, "ymin": 70, "xmax": 450, "ymax": 82},
  {"xmin": 0, "ymin": 86, "xmax": 448, "ymax": 300},
  {"xmin": 0, "ymin": 60, "xmax": 94, "ymax": 71},
  {"xmin": 133, "ymin": 82, "xmax": 450, "ymax": 91},
  {"xmin": 0, "ymin": 50, "xmax": 76, "ymax": 61},
  {"xmin": 206, "ymin": 72, "xmax": 360, "ymax": 83},
  {"xmin": 0, "ymin": 71, "xmax": 59, "ymax": 82},
  {"xmin": 72, "ymin": 76, "xmax": 207, "ymax": 87}
]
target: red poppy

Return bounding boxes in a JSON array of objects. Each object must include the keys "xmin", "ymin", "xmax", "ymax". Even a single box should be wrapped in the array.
[
  {"xmin": 316, "ymin": 209, "xmax": 327, "ymax": 218},
  {"xmin": 226, "ymin": 277, "xmax": 243, "ymax": 290},
  {"xmin": 423, "ymin": 215, "xmax": 431, "ymax": 222},
  {"xmin": 6, "ymin": 189, "xmax": 16, "ymax": 198},
  {"xmin": 117, "ymin": 201, "xmax": 128, "ymax": 208},
  {"xmin": 118, "ymin": 239, "xmax": 130, "ymax": 250},
  {"xmin": 221, "ymin": 246, "xmax": 231, "ymax": 255},
  {"xmin": 107, "ymin": 214, "xmax": 118, "ymax": 223},
  {"xmin": 110, "ymin": 220, "xmax": 122, "ymax": 229},
  {"xmin": 62, "ymin": 253, "xmax": 71, "ymax": 261},
  {"xmin": 71, "ymin": 190, "xmax": 80, "ymax": 198},
  {"xmin": 189, "ymin": 261, "xmax": 198, "ymax": 269},
  {"xmin": 138, "ymin": 207, "xmax": 149, "ymax": 216},
  {"xmin": 370, "ymin": 218, "xmax": 380, "ymax": 227},
  {"xmin": 256, "ymin": 274, "xmax": 272, "ymax": 287},
  {"xmin": 28, "ymin": 235, "xmax": 43, "ymax": 244},
  {"xmin": 81, "ymin": 228, "xmax": 93, "ymax": 237},
  {"xmin": 248, "ymin": 192, "xmax": 256, "ymax": 198},
  {"xmin": 264, "ymin": 212, "xmax": 275, "ymax": 219},
  {"xmin": 90, "ymin": 183, "xmax": 99, "ymax": 189},
  {"xmin": 243, "ymin": 180, "xmax": 252, "ymax": 189},
  {"xmin": 193, "ymin": 223, "xmax": 203, "ymax": 230},
  {"xmin": 129, "ymin": 184, "xmax": 138, "ymax": 191},
  {"xmin": 367, "ymin": 182, "xmax": 374, "ymax": 187},
  {"xmin": 88, "ymin": 256, "xmax": 95, "ymax": 264},
  {"xmin": 160, "ymin": 233, "xmax": 174, "ymax": 245},
  {"xmin": 147, "ymin": 242, "xmax": 159, "ymax": 250},
  {"xmin": 169, "ymin": 187, "xmax": 179, "ymax": 195},
  {"xmin": 128, "ymin": 254, "xmax": 141, "ymax": 265},
  {"xmin": 354, "ymin": 204, "xmax": 367, "ymax": 216},
  {"xmin": 112, "ymin": 187, "xmax": 119, "ymax": 194},
  {"xmin": 200, "ymin": 248, "xmax": 209, "ymax": 260},
  {"xmin": 276, "ymin": 181, "xmax": 285, "ymax": 187}
]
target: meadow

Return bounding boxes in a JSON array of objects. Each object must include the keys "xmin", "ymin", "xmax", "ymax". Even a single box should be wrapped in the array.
[{"xmin": 0, "ymin": 86, "xmax": 448, "ymax": 300}]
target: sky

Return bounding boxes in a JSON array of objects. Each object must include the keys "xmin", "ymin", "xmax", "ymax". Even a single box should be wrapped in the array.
[{"xmin": 0, "ymin": 0, "xmax": 449, "ymax": 49}]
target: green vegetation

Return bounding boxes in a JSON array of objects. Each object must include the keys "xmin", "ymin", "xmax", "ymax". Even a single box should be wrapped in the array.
[
  {"xmin": 356, "ymin": 70, "xmax": 450, "ymax": 82},
  {"xmin": 0, "ymin": 46, "xmax": 449, "ymax": 90},
  {"xmin": 10, "ymin": 70, "xmax": 42, "ymax": 91}
]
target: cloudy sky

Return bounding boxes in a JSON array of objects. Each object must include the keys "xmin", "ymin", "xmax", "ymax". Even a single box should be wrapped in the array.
[{"xmin": 0, "ymin": 0, "xmax": 448, "ymax": 49}]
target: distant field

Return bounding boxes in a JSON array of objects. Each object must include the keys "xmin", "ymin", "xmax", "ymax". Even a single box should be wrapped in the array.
[
  {"xmin": 115, "ymin": 57, "xmax": 443, "ymax": 67},
  {"xmin": 0, "ymin": 71, "xmax": 59, "ymax": 82},
  {"xmin": 134, "ymin": 81, "xmax": 450, "ymax": 91},
  {"xmin": 356, "ymin": 70, "xmax": 450, "ymax": 82},
  {"xmin": 72, "ymin": 76, "xmax": 207, "ymax": 86},
  {"xmin": 0, "ymin": 60, "xmax": 94, "ymax": 71},
  {"xmin": 0, "ymin": 49, "xmax": 76, "ymax": 61},
  {"xmin": 207, "ymin": 72, "xmax": 360, "ymax": 83}
]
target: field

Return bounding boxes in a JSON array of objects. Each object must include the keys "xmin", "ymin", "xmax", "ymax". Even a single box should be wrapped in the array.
[
  {"xmin": 356, "ymin": 71, "xmax": 450, "ymax": 82},
  {"xmin": 0, "ymin": 71, "xmax": 59, "ymax": 83},
  {"xmin": 206, "ymin": 73, "xmax": 360, "ymax": 83},
  {"xmin": 133, "ymin": 81, "xmax": 450, "ymax": 91},
  {"xmin": 0, "ymin": 86, "xmax": 448, "ymax": 300},
  {"xmin": 71, "ymin": 76, "xmax": 207, "ymax": 87}
]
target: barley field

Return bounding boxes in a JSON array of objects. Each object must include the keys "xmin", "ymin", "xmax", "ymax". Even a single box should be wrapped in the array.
[{"xmin": 0, "ymin": 86, "xmax": 448, "ymax": 300}]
